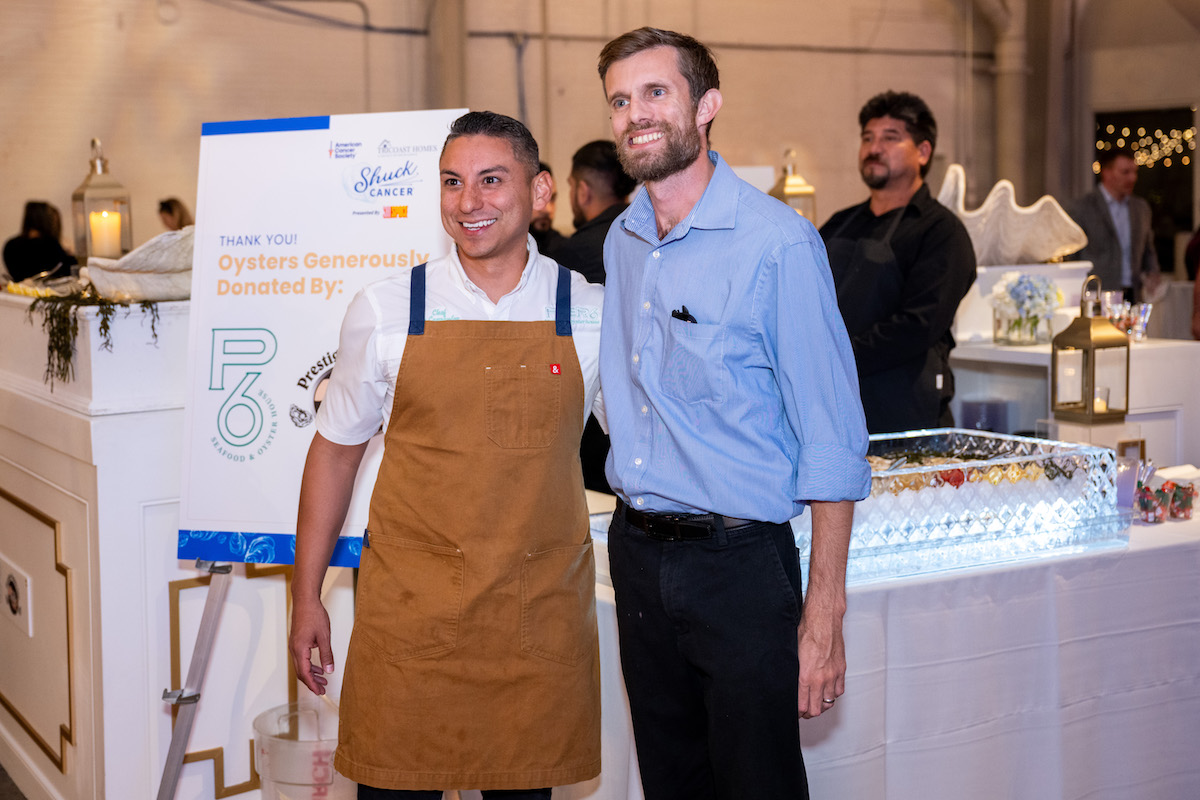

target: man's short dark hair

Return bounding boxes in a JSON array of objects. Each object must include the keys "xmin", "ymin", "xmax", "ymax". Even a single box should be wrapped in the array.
[
  {"xmin": 571, "ymin": 140, "xmax": 637, "ymax": 200},
  {"xmin": 598, "ymin": 27, "xmax": 720, "ymax": 135},
  {"xmin": 444, "ymin": 111, "xmax": 540, "ymax": 180},
  {"xmin": 858, "ymin": 91, "xmax": 938, "ymax": 177},
  {"xmin": 1098, "ymin": 146, "xmax": 1137, "ymax": 170}
]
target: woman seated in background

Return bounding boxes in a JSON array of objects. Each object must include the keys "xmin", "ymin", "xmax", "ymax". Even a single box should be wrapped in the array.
[
  {"xmin": 2, "ymin": 201, "xmax": 76, "ymax": 282},
  {"xmin": 158, "ymin": 197, "xmax": 193, "ymax": 231}
]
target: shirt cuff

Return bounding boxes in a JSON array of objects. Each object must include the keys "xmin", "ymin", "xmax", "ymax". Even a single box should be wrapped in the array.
[{"xmin": 795, "ymin": 443, "xmax": 871, "ymax": 502}]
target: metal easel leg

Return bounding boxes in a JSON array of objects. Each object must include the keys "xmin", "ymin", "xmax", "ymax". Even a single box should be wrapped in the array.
[{"xmin": 156, "ymin": 560, "xmax": 234, "ymax": 800}]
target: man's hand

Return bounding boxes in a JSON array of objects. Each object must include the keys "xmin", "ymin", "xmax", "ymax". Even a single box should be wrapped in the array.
[
  {"xmin": 290, "ymin": 595, "xmax": 334, "ymax": 695},
  {"xmin": 290, "ymin": 433, "xmax": 368, "ymax": 696},
  {"xmin": 796, "ymin": 597, "xmax": 847, "ymax": 718},
  {"xmin": 798, "ymin": 499, "xmax": 853, "ymax": 718}
]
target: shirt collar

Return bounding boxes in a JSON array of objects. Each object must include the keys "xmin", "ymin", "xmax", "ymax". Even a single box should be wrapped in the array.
[
  {"xmin": 447, "ymin": 234, "xmax": 540, "ymax": 304},
  {"xmin": 1099, "ymin": 184, "xmax": 1127, "ymax": 207},
  {"xmin": 622, "ymin": 151, "xmax": 738, "ymax": 244}
]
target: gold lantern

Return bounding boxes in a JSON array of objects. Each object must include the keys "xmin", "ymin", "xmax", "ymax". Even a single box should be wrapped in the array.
[
  {"xmin": 71, "ymin": 138, "xmax": 132, "ymax": 262},
  {"xmin": 1051, "ymin": 275, "xmax": 1130, "ymax": 424},
  {"xmin": 769, "ymin": 149, "xmax": 817, "ymax": 220}
]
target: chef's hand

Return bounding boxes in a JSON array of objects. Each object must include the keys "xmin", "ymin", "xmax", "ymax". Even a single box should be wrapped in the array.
[{"xmin": 290, "ymin": 596, "xmax": 334, "ymax": 695}]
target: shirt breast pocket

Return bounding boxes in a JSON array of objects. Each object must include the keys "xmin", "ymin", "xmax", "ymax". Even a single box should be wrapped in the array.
[{"xmin": 660, "ymin": 319, "xmax": 725, "ymax": 404}]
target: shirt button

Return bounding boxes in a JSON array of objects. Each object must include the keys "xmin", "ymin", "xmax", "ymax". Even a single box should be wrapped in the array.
[
  {"xmin": 643, "ymin": 301, "xmax": 650, "ymax": 310},
  {"xmin": 652, "ymin": 251, "xmax": 660, "ymax": 259},
  {"xmin": 632, "ymin": 353, "xmax": 640, "ymax": 364},
  {"xmin": 634, "ymin": 457, "xmax": 643, "ymax": 466},
  {"xmin": 636, "ymin": 497, "xmax": 645, "ymax": 506},
  {"xmin": 641, "ymin": 405, "xmax": 648, "ymax": 414}
]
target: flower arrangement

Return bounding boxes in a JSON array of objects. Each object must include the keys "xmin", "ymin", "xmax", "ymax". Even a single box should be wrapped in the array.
[{"xmin": 989, "ymin": 271, "xmax": 1063, "ymax": 345}]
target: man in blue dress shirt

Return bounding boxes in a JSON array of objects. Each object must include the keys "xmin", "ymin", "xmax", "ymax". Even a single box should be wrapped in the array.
[{"xmin": 597, "ymin": 27, "xmax": 872, "ymax": 800}]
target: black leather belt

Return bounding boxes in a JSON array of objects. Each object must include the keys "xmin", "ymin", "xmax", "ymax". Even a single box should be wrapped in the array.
[{"xmin": 619, "ymin": 500, "xmax": 757, "ymax": 541}]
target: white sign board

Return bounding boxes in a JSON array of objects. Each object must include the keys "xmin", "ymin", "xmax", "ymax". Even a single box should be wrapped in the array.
[{"xmin": 178, "ymin": 109, "xmax": 464, "ymax": 566}]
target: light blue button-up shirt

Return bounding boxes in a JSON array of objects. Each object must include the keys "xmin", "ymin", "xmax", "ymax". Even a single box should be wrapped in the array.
[{"xmin": 600, "ymin": 152, "xmax": 871, "ymax": 522}]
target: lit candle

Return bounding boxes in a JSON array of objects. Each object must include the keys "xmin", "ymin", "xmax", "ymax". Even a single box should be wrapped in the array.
[
  {"xmin": 89, "ymin": 210, "xmax": 122, "ymax": 258},
  {"xmin": 1093, "ymin": 396, "xmax": 1108, "ymax": 413}
]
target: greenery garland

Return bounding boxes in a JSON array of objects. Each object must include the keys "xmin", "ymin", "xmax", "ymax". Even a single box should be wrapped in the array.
[{"xmin": 27, "ymin": 291, "xmax": 160, "ymax": 388}]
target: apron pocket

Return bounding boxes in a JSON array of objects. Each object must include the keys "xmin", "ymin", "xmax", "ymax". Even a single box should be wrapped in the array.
[
  {"xmin": 355, "ymin": 532, "xmax": 464, "ymax": 662},
  {"xmin": 521, "ymin": 541, "xmax": 596, "ymax": 666},
  {"xmin": 485, "ymin": 364, "xmax": 563, "ymax": 449}
]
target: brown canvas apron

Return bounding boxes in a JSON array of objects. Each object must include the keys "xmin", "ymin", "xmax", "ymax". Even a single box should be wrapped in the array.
[{"xmin": 334, "ymin": 264, "xmax": 600, "ymax": 792}]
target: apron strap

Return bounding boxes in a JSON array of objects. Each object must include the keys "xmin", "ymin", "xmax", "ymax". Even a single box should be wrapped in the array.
[
  {"xmin": 408, "ymin": 263, "xmax": 428, "ymax": 336},
  {"xmin": 881, "ymin": 202, "xmax": 907, "ymax": 244},
  {"xmin": 829, "ymin": 203, "xmax": 866, "ymax": 239},
  {"xmin": 555, "ymin": 264, "xmax": 572, "ymax": 337}
]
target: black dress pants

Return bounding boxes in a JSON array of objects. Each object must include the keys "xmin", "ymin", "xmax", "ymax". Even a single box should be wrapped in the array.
[{"xmin": 607, "ymin": 512, "xmax": 809, "ymax": 800}]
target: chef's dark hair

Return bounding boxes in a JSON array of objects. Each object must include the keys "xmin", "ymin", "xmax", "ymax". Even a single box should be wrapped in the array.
[
  {"xmin": 859, "ymin": 91, "xmax": 938, "ymax": 177},
  {"xmin": 444, "ymin": 111, "xmax": 540, "ymax": 181}
]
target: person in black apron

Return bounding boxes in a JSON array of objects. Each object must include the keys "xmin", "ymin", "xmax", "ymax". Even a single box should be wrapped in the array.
[{"xmin": 819, "ymin": 90, "xmax": 976, "ymax": 434}]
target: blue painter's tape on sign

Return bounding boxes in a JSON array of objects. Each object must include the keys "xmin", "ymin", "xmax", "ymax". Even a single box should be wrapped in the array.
[{"xmin": 177, "ymin": 530, "xmax": 362, "ymax": 567}]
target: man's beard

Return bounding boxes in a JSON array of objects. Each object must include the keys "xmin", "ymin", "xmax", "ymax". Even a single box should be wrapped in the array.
[
  {"xmin": 859, "ymin": 158, "xmax": 889, "ymax": 190},
  {"xmin": 616, "ymin": 119, "xmax": 703, "ymax": 184}
]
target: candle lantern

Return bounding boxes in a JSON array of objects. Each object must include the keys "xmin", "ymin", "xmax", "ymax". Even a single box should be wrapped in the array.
[
  {"xmin": 71, "ymin": 138, "xmax": 132, "ymax": 262},
  {"xmin": 769, "ymin": 149, "xmax": 817, "ymax": 220},
  {"xmin": 1051, "ymin": 275, "xmax": 1130, "ymax": 424}
]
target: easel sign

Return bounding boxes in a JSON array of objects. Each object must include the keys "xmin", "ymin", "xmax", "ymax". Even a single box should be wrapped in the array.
[{"xmin": 177, "ymin": 109, "xmax": 463, "ymax": 567}]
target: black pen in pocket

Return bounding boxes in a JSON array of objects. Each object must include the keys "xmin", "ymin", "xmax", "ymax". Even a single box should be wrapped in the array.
[{"xmin": 671, "ymin": 305, "xmax": 698, "ymax": 323}]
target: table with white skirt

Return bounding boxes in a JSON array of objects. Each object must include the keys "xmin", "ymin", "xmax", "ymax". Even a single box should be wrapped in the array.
[{"xmin": 558, "ymin": 511, "xmax": 1200, "ymax": 800}]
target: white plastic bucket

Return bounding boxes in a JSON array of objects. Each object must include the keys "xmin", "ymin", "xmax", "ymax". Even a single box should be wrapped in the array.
[{"xmin": 253, "ymin": 700, "xmax": 356, "ymax": 799}]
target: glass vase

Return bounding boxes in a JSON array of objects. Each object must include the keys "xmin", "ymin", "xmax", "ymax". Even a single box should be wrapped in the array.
[{"xmin": 993, "ymin": 311, "xmax": 1049, "ymax": 346}]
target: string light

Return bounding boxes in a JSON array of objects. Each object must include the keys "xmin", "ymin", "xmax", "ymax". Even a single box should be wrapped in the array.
[{"xmin": 1098, "ymin": 119, "xmax": 1198, "ymax": 169}]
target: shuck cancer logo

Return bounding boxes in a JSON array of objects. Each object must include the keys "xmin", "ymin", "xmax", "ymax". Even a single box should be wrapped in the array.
[
  {"xmin": 207, "ymin": 328, "xmax": 280, "ymax": 463},
  {"xmin": 344, "ymin": 161, "xmax": 421, "ymax": 204}
]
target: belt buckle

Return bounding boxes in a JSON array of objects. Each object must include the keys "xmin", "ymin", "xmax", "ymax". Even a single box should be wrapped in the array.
[{"xmin": 643, "ymin": 514, "xmax": 712, "ymax": 541}]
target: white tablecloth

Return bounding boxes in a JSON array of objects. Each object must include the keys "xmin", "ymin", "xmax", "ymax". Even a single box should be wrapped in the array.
[{"xmin": 570, "ymin": 517, "xmax": 1200, "ymax": 800}]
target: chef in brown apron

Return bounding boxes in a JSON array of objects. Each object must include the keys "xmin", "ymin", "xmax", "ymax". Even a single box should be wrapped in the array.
[{"xmin": 290, "ymin": 111, "xmax": 603, "ymax": 798}]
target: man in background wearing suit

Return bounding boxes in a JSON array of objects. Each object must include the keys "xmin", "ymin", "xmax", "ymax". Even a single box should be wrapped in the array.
[{"xmin": 1067, "ymin": 147, "xmax": 1161, "ymax": 302}]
